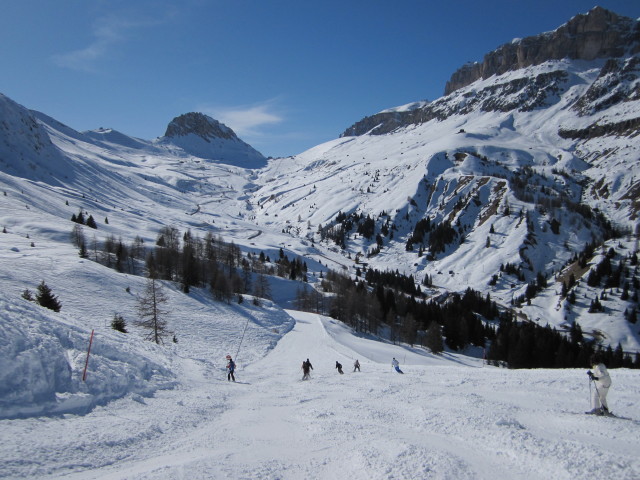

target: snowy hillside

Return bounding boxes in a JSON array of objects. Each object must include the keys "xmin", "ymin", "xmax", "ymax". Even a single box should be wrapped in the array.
[
  {"xmin": 252, "ymin": 59, "xmax": 640, "ymax": 353},
  {"xmin": 4, "ymin": 189, "xmax": 636, "ymax": 478},
  {"xmin": 2, "ymin": 301, "xmax": 640, "ymax": 478},
  {"xmin": 1, "ymin": 6, "xmax": 640, "ymax": 478}
]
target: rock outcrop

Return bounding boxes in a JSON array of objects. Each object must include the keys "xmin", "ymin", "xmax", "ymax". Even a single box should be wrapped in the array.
[
  {"xmin": 444, "ymin": 7, "xmax": 639, "ymax": 95},
  {"xmin": 341, "ymin": 69, "xmax": 570, "ymax": 137},
  {"xmin": 164, "ymin": 113, "xmax": 238, "ymax": 142},
  {"xmin": 341, "ymin": 7, "xmax": 639, "ymax": 139},
  {"xmin": 159, "ymin": 112, "xmax": 266, "ymax": 167}
]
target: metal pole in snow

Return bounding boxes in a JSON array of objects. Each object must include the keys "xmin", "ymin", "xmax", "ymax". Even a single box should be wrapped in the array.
[
  {"xmin": 83, "ymin": 329, "xmax": 94, "ymax": 381},
  {"xmin": 234, "ymin": 316, "xmax": 251, "ymax": 367}
]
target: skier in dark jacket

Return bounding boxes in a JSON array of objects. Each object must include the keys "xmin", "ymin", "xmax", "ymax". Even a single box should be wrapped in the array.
[
  {"xmin": 336, "ymin": 361, "xmax": 344, "ymax": 374},
  {"xmin": 302, "ymin": 359, "xmax": 313, "ymax": 380},
  {"xmin": 353, "ymin": 359, "xmax": 361, "ymax": 372},
  {"xmin": 226, "ymin": 356, "xmax": 236, "ymax": 382}
]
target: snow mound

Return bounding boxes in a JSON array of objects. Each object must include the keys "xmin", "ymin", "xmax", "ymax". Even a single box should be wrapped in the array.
[{"xmin": 0, "ymin": 292, "xmax": 176, "ymax": 419}]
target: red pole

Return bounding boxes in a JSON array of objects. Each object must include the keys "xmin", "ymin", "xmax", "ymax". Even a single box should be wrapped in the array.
[{"xmin": 83, "ymin": 329, "xmax": 94, "ymax": 381}]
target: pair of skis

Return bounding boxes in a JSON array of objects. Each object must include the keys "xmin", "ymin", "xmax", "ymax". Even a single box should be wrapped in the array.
[{"xmin": 584, "ymin": 410, "xmax": 633, "ymax": 421}]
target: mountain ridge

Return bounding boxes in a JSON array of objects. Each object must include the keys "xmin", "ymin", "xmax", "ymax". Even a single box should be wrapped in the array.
[
  {"xmin": 444, "ymin": 6, "xmax": 640, "ymax": 95},
  {"xmin": 342, "ymin": 7, "xmax": 639, "ymax": 139},
  {"xmin": 0, "ymin": 7, "xmax": 638, "ymax": 359}
]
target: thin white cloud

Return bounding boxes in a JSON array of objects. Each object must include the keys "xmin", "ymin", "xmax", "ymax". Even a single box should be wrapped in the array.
[
  {"xmin": 200, "ymin": 100, "xmax": 285, "ymax": 137},
  {"xmin": 51, "ymin": 10, "xmax": 173, "ymax": 72},
  {"xmin": 51, "ymin": 16, "xmax": 126, "ymax": 72}
]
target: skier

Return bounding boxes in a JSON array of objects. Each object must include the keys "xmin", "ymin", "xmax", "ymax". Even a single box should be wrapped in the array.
[
  {"xmin": 392, "ymin": 357, "xmax": 404, "ymax": 374},
  {"xmin": 336, "ymin": 361, "xmax": 344, "ymax": 374},
  {"xmin": 587, "ymin": 354, "xmax": 611, "ymax": 415},
  {"xmin": 226, "ymin": 355, "xmax": 236, "ymax": 382},
  {"xmin": 353, "ymin": 359, "xmax": 360, "ymax": 372},
  {"xmin": 302, "ymin": 359, "xmax": 313, "ymax": 380}
]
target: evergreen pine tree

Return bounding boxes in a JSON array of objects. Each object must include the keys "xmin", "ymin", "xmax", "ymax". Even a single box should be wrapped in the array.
[
  {"xmin": 111, "ymin": 314, "xmax": 128, "ymax": 333},
  {"xmin": 621, "ymin": 285, "xmax": 629, "ymax": 300},
  {"xmin": 425, "ymin": 321, "xmax": 444, "ymax": 354},
  {"xmin": 35, "ymin": 281, "xmax": 62, "ymax": 312}
]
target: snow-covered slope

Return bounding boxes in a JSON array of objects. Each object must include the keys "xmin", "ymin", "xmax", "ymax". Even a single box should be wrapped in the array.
[
  {"xmin": 0, "ymin": 94, "xmax": 77, "ymax": 185},
  {"xmin": 252, "ymin": 55, "xmax": 640, "ymax": 353},
  {"xmin": 1, "ymin": 6, "xmax": 640, "ymax": 478},
  {"xmin": 1, "ymin": 56, "xmax": 639, "ymax": 355},
  {"xmin": 1, "ymin": 303, "xmax": 639, "ymax": 479},
  {"xmin": 0, "ymin": 11, "xmax": 638, "ymax": 356}
]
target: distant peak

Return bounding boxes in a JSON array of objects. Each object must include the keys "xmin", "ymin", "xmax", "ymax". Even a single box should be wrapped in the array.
[
  {"xmin": 164, "ymin": 112, "xmax": 237, "ymax": 142},
  {"xmin": 159, "ymin": 112, "xmax": 266, "ymax": 167}
]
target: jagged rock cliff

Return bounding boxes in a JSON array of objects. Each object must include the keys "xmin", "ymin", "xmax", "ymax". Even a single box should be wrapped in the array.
[
  {"xmin": 341, "ymin": 68, "xmax": 572, "ymax": 137},
  {"xmin": 444, "ymin": 7, "xmax": 639, "ymax": 95},
  {"xmin": 164, "ymin": 112, "xmax": 238, "ymax": 142},
  {"xmin": 341, "ymin": 7, "xmax": 639, "ymax": 139}
]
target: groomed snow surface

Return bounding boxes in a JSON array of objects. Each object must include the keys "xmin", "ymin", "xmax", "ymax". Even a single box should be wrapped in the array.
[{"xmin": 2, "ymin": 302, "xmax": 639, "ymax": 479}]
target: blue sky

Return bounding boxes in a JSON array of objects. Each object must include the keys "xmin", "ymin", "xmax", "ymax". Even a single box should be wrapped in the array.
[{"xmin": 1, "ymin": 1, "xmax": 638, "ymax": 158}]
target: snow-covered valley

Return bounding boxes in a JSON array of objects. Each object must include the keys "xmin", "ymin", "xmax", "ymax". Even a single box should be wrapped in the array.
[
  {"xmin": 2, "ymin": 304, "xmax": 639, "ymax": 479},
  {"xmin": 2, "ymin": 6, "xmax": 640, "ymax": 478}
]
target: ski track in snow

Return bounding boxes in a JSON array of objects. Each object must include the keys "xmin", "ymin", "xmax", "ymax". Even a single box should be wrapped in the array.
[{"xmin": 2, "ymin": 311, "xmax": 639, "ymax": 480}]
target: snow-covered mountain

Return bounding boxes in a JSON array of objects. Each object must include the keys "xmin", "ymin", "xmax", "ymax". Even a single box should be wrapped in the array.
[
  {"xmin": 255, "ymin": 7, "xmax": 639, "ymax": 343},
  {"xmin": 1, "ymin": 7, "xmax": 639, "ymax": 352},
  {"xmin": 2, "ymin": 6, "xmax": 640, "ymax": 478},
  {"xmin": 157, "ymin": 112, "xmax": 267, "ymax": 168}
]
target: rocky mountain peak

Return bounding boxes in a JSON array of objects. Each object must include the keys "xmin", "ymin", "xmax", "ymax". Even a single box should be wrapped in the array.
[
  {"xmin": 164, "ymin": 112, "xmax": 237, "ymax": 142},
  {"xmin": 444, "ymin": 6, "xmax": 639, "ymax": 95},
  {"xmin": 159, "ymin": 112, "xmax": 266, "ymax": 167}
]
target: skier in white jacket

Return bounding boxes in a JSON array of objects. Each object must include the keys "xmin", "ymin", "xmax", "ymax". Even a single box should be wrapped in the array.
[
  {"xmin": 392, "ymin": 357, "xmax": 403, "ymax": 374},
  {"xmin": 587, "ymin": 354, "xmax": 612, "ymax": 415}
]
